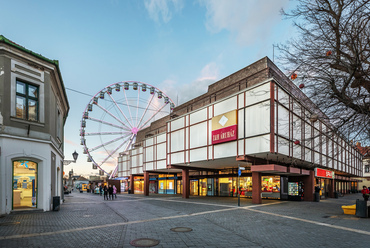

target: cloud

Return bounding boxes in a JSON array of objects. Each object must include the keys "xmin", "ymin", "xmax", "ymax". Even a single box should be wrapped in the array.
[
  {"xmin": 200, "ymin": 0, "xmax": 290, "ymax": 45},
  {"xmin": 160, "ymin": 62, "xmax": 219, "ymax": 105},
  {"xmin": 64, "ymin": 138, "xmax": 78, "ymax": 146},
  {"xmin": 144, "ymin": 0, "xmax": 184, "ymax": 23}
]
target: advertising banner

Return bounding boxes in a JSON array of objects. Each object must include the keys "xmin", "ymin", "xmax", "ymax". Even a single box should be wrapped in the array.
[
  {"xmin": 315, "ymin": 168, "xmax": 335, "ymax": 179},
  {"xmin": 212, "ymin": 110, "xmax": 238, "ymax": 145}
]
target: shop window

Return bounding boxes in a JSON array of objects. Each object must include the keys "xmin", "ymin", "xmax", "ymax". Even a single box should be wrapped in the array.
[
  {"xmin": 13, "ymin": 160, "xmax": 37, "ymax": 209},
  {"xmin": 16, "ymin": 80, "xmax": 39, "ymax": 121}
]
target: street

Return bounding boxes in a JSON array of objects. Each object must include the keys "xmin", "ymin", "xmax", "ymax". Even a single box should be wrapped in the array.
[{"xmin": 1, "ymin": 192, "xmax": 369, "ymax": 248}]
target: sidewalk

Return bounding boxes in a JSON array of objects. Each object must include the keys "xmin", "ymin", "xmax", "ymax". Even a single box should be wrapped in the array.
[{"xmin": 0, "ymin": 192, "xmax": 369, "ymax": 248}]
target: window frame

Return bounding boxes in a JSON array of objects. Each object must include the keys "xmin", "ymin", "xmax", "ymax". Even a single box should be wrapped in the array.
[{"xmin": 16, "ymin": 79, "xmax": 39, "ymax": 121}]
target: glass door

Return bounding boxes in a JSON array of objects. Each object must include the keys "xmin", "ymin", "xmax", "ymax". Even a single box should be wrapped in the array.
[{"xmin": 13, "ymin": 160, "xmax": 37, "ymax": 209}]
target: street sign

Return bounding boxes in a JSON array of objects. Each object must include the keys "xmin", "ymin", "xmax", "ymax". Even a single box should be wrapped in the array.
[
  {"xmin": 239, "ymin": 167, "xmax": 245, "ymax": 170},
  {"xmin": 238, "ymin": 169, "xmax": 241, "ymax": 176}
]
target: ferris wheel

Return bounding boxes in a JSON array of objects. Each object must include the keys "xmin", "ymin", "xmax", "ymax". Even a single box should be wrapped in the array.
[{"xmin": 80, "ymin": 81, "xmax": 175, "ymax": 179}]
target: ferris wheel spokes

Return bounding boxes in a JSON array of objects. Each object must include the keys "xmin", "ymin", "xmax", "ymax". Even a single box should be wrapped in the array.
[
  {"xmin": 95, "ymin": 102, "xmax": 133, "ymax": 130},
  {"xmin": 84, "ymin": 131, "xmax": 130, "ymax": 136},
  {"xmin": 87, "ymin": 133, "xmax": 132, "ymax": 153},
  {"xmin": 109, "ymin": 133, "xmax": 137, "ymax": 179},
  {"xmin": 88, "ymin": 116, "xmax": 131, "ymax": 132},
  {"xmin": 136, "ymin": 93, "xmax": 155, "ymax": 130},
  {"xmin": 123, "ymin": 88, "xmax": 134, "ymax": 128},
  {"xmin": 81, "ymin": 81, "xmax": 175, "ymax": 178},
  {"xmin": 106, "ymin": 92, "xmax": 135, "ymax": 129},
  {"xmin": 98, "ymin": 133, "xmax": 134, "ymax": 168},
  {"xmin": 138, "ymin": 102, "xmax": 168, "ymax": 130}
]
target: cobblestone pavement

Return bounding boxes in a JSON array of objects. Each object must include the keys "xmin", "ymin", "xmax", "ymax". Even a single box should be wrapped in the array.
[{"xmin": 1, "ymin": 192, "xmax": 369, "ymax": 248}]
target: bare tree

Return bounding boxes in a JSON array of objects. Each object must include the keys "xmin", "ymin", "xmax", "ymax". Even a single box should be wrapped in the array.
[{"xmin": 278, "ymin": 0, "xmax": 370, "ymax": 145}]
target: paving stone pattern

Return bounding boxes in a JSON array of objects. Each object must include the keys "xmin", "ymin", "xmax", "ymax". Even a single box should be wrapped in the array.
[{"xmin": 0, "ymin": 192, "xmax": 369, "ymax": 248}]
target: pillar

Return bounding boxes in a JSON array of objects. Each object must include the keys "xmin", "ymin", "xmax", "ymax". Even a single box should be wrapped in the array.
[
  {"xmin": 182, "ymin": 169, "xmax": 189, "ymax": 199},
  {"xmin": 129, "ymin": 174, "xmax": 134, "ymax": 194},
  {"xmin": 329, "ymin": 179, "xmax": 335, "ymax": 198},
  {"xmin": 302, "ymin": 170, "xmax": 315, "ymax": 201},
  {"xmin": 144, "ymin": 172, "xmax": 149, "ymax": 196},
  {"xmin": 252, "ymin": 172, "xmax": 262, "ymax": 204}
]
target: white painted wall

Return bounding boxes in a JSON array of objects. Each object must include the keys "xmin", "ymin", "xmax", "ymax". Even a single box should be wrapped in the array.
[{"xmin": 0, "ymin": 136, "xmax": 62, "ymax": 214}]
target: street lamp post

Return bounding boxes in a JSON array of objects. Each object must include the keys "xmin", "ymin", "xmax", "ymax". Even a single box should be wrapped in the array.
[
  {"xmin": 63, "ymin": 150, "xmax": 79, "ymax": 165},
  {"xmin": 63, "ymin": 151, "xmax": 78, "ymax": 194}
]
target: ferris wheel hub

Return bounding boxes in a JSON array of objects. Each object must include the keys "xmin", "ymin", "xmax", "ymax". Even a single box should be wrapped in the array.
[{"xmin": 131, "ymin": 127, "xmax": 139, "ymax": 134}]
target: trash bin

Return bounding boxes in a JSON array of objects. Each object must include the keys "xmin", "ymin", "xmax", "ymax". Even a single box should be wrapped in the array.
[
  {"xmin": 334, "ymin": 192, "xmax": 339, "ymax": 198},
  {"xmin": 128, "ymin": 189, "xmax": 131, "ymax": 194},
  {"xmin": 355, "ymin": 199, "xmax": 368, "ymax": 218},
  {"xmin": 314, "ymin": 192, "xmax": 320, "ymax": 202},
  {"xmin": 53, "ymin": 196, "xmax": 60, "ymax": 211}
]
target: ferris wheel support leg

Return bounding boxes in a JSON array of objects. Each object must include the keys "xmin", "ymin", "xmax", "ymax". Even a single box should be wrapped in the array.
[{"xmin": 109, "ymin": 166, "xmax": 119, "ymax": 179}]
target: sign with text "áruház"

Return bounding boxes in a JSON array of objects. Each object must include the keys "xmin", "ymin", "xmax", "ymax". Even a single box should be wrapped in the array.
[
  {"xmin": 315, "ymin": 168, "xmax": 335, "ymax": 179},
  {"xmin": 212, "ymin": 110, "xmax": 237, "ymax": 145}
]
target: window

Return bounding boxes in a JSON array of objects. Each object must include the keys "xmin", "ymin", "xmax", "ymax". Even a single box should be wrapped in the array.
[
  {"xmin": 16, "ymin": 80, "xmax": 38, "ymax": 121},
  {"xmin": 365, "ymin": 165, "xmax": 370, "ymax": 173}
]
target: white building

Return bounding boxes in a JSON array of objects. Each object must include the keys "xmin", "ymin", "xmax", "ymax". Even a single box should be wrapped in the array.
[
  {"xmin": 0, "ymin": 35, "xmax": 69, "ymax": 214},
  {"xmin": 118, "ymin": 57, "xmax": 363, "ymax": 203}
]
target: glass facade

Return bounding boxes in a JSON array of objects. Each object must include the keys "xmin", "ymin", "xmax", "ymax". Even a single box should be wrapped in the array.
[
  {"xmin": 134, "ymin": 177, "xmax": 144, "ymax": 194},
  {"xmin": 13, "ymin": 160, "xmax": 37, "ymax": 209}
]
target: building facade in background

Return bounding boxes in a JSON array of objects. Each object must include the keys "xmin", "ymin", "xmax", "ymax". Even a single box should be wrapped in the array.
[
  {"xmin": 356, "ymin": 143, "xmax": 370, "ymax": 189},
  {"xmin": 0, "ymin": 35, "xmax": 69, "ymax": 214},
  {"xmin": 118, "ymin": 57, "xmax": 363, "ymax": 203}
]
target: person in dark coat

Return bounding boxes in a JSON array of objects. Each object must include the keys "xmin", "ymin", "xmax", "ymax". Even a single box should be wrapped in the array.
[
  {"xmin": 99, "ymin": 185, "xmax": 103, "ymax": 196},
  {"xmin": 103, "ymin": 185, "xmax": 109, "ymax": 200},
  {"xmin": 108, "ymin": 185, "xmax": 114, "ymax": 200}
]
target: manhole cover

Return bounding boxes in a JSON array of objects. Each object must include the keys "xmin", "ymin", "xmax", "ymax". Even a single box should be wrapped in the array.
[
  {"xmin": 130, "ymin": 238, "xmax": 160, "ymax": 247},
  {"xmin": 0, "ymin": 222, "xmax": 21, "ymax": 226},
  {"xmin": 170, "ymin": 227, "xmax": 193, "ymax": 232}
]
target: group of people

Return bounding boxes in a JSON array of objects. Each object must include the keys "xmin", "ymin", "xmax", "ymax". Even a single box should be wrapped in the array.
[{"xmin": 98, "ymin": 184, "xmax": 117, "ymax": 200}]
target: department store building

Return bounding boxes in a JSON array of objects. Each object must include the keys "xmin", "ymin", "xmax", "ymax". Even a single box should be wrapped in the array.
[{"xmin": 117, "ymin": 57, "xmax": 362, "ymax": 203}]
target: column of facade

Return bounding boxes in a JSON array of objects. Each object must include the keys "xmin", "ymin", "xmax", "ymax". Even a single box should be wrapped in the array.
[
  {"xmin": 328, "ymin": 179, "xmax": 335, "ymax": 198},
  {"xmin": 129, "ymin": 174, "xmax": 134, "ymax": 194},
  {"xmin": 252, "ymin": 172, "xmax": 262, "ymax": 204},
  {"xmin": 302, "ymin": 170, "xmax": 315, "ymax": 201},
  {"xmin": 182, "ymin": 169, "xmax": 189, "ymax": 199},
  {"xmin": 144, "ymin": 172, "xmax": 149, "ymax": 196}
]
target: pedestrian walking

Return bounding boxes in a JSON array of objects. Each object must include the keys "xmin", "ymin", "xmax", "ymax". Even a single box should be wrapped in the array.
[
  {"xmin": 103, "ymin": 185, "xmax": 108, "ymax": 200},
  {"xmin": 113, "ymin": 185, "xmax": 117, "ymax": 199},
  {"xmin": 361, "ymin": 185, "xmax": 369, "ymax": 201},
  {"xmin": 108, "ymin": 185, "xmax": 114, "ymax": 200},
  {"xmin": 99, "ymin": 185, "xmax": 103, "ymax": 196}
]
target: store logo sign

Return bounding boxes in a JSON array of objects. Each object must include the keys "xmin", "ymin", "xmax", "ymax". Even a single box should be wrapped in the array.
[
  {"xmin": 212, "ymin": 110, "xmax": 237, "ymax": 145},
  {"xmin": 315, "ymin": 168, "xmax": 335, "ymax": 179}
]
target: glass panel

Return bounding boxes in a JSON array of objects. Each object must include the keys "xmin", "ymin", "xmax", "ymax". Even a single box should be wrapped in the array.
[
  {"xmin": 16, "ymin": 81, "xmax": 26, "ymax": 94},
  {"xmin": 13, "ymin": 160, "xmax": 37, "ymax": 209},
  {"xmin": 28, "ymin": 85, "xmax": 38, "ymax": 98},
  {"xmin": 16, "ymin": 96, "xmax": 26, "ymax": 119},
  {"xmin": 28, "ymin": 99, "xmax": 37, "ymax": 121}
]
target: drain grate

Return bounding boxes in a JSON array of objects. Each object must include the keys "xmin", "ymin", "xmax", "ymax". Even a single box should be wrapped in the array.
[
  {"xmin": 170, "ymin": 227, "xmax": 193, "ymax": 232},
  {"xmin": 0, "ymin": 222, "xmax": 21, "ymax": 226},
  {"xmin": 130, "ymin": 238, "xmax": 160, "ymax": 247}
]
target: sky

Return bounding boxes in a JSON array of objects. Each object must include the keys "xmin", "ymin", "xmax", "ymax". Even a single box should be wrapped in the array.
[{"xmin": 0, "ymin": 0, "xmax": 296, "ymax": 176}]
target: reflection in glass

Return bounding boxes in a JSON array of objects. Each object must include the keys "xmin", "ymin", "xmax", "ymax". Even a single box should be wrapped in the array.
[
  {"xmin": 16, "ymin": 96, "xmax": 26, "ymax": 119},
  {"xmin": 16, "ymin": 81, "xmax": 25, "ymax": 94},
  {"xmin": 28, "ymin": 85, "xmax": 38, "ymax": 97},
  {"xmin": 28, "ymin": 99, "xmax": 37, "ymax": 121}
]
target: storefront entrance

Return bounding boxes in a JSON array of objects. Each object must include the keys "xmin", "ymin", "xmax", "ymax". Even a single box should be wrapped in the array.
[{"xmin": 13, "ymin": 160, "xmax": 37, "ymax": 209}]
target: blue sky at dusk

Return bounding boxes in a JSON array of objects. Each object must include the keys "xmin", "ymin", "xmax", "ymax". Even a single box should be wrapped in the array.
[{"xmin": 1, "ymin": 0, "xmax": 296, "ymax": 175}]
